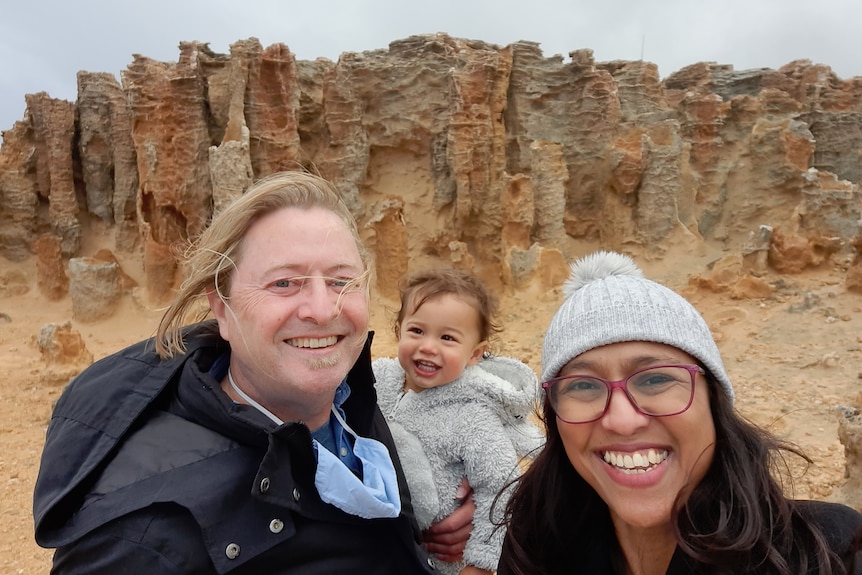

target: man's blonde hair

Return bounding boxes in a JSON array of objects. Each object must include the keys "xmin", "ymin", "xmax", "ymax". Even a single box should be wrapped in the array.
[{"xmin": 155, "ymin": 171, "xmax": 370, "ymax": 357}]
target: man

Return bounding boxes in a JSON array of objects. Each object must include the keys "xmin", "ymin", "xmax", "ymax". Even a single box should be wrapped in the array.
[{"xmin": 34, "ymin": 172, "xmax": 473, "ymax": 574}]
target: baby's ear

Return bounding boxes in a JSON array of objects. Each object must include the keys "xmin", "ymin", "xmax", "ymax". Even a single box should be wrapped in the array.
[{"xmin": 469, "ymin": 340, "xmax": 489, "ymax": 365}]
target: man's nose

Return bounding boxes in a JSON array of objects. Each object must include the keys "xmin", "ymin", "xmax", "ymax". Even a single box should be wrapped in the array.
[{"xmin": 296, "ymin": 279, "xmax": 339, "ymax": 322}]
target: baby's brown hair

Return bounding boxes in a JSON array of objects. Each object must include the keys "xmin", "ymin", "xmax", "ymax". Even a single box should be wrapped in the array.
[{"xmin": 393, "ymin": 268, "xmax": 501, "ymax": 352}]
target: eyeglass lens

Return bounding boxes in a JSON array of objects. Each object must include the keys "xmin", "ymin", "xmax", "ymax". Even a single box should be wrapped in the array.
[{"xmin": 547, "ymin": 365, "xmax": 696, "ymax": 423}]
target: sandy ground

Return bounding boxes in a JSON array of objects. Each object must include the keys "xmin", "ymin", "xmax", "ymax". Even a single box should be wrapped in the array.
[{"xmin": 1, "ymin": 242, "xmax": 860, "ymax": 574}]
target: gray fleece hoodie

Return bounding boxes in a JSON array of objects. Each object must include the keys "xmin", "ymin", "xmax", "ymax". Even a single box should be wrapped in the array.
[{"xmin": 373, "ymin": 356, "xmax": 544, "ymax": 575}]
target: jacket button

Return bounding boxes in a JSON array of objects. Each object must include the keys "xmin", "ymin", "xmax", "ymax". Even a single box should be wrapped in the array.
[
  {"xmin": 260, "ymin": 477, "xmax": 270, "ymax": 493},
  {"xmin": 292, "ymin": 487, "xmax": 301, "ymax": 501},
  {"xmin": 269, "ymin": 518, "xmax": 284, "ymax": 533},
  {"xmin": 225, "ymin": 543, "xmax": 240, "ymax": 559},
  {"xmin": 426, "ymin": 556, "xmax": 436, "ymax": 569}
]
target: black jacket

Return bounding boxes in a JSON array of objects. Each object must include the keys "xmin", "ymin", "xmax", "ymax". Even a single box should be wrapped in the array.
[{"xmin": 34, "ymin": 321, "xmax": 437, "ymax": 574}]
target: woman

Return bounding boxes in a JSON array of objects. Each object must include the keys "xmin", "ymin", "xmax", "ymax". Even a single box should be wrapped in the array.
[{"xmin": 498, "ymin": 251, "xmax": 862, "ymax": 575}]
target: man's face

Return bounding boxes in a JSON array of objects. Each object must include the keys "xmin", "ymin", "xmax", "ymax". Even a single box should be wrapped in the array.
[{"xmin": 208, "ymin": 206, "xmax": 369, "ymax": 429}]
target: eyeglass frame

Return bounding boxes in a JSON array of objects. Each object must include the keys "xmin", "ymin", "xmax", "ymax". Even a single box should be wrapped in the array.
[{"xmin": 541, "ymin": 364, "xmax": 705, "ymax": 424}]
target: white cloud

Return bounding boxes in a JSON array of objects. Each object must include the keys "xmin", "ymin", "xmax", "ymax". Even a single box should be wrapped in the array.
[{"xmin": 1, "ymin": 0, "xmax": 860, "ymax": 131}]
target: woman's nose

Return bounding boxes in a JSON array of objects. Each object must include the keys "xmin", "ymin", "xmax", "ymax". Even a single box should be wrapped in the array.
[{"xmin": 601, "ymin": 388, "xmax": 650, "ymax": 434}]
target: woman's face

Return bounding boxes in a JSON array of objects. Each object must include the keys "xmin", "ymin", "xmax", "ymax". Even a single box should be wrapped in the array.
[{"xmin": 553, "ymin": 341, "xmax": 716, "ymax": 533}]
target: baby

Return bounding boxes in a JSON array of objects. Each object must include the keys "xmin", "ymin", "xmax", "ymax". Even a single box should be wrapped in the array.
[{"xmin": 373, "ymin": 268, "xmax": 543, "ymax": 575}]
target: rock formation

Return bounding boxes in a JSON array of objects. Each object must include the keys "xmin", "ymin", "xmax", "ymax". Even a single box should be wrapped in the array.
[
  {"xmin": 35, "ymin": 321, "xmax": 94, "ymax": 386},
  {"xmin": 833, "ymin": 403, "xmax": 862, "ymax": 511},
  {"xmin": 0, "ymin": 33, "xmax": 860, "ymax": 302}
]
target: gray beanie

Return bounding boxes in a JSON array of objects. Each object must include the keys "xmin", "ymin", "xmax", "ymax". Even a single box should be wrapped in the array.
[{"xmin": 541, "ymin": 251, "xmax": 734, "ymax": 402}]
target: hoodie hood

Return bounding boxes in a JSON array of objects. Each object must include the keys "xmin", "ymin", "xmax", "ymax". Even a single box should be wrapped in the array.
[{"xmin": 373, "ymin": 355, "xmax": 544, "ymax": 459}]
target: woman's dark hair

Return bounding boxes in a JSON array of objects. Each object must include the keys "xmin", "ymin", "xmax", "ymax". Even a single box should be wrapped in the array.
[
  {"xmin": 849, "ymin": 527, "xmax": 862, "ymax": 573},
  {"xmin": 496, "ymin": 393, "xmax": 611, "ymax": 574},
  {"xmin": 497, "ymin": 371, "xmax": 853, "ymax": 575}
]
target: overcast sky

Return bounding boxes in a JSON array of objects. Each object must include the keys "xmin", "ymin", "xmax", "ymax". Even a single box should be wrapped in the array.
[{"xmin": 1, "ymin": 0, "xmax": 860, "ymax": 132}]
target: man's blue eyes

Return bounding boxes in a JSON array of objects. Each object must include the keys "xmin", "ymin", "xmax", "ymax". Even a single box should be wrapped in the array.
[{"xmin": 272, "ymin": 278, "xmax": 353, "ymax": 289}]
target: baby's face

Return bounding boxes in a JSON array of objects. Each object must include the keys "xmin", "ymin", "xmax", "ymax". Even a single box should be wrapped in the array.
[{"xmin": 396, "ymin": 294, "xmax": 487, "ymax": 393}]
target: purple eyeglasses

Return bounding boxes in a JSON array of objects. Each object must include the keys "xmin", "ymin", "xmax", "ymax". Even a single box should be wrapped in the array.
[{"xmin": 542, "ymin": 364, "xmax": 704, "ymax": 424}]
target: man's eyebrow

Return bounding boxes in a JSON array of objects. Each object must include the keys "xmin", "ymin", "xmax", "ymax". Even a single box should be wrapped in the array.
[{"xmin": 261, "ymin": 263, "xmax": 361, "ymax": 276}]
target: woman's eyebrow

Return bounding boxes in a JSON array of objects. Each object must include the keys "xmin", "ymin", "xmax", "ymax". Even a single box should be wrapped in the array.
[{"xmin": 561, "ymin": 355, "xmax": 689, "ymax": 374}]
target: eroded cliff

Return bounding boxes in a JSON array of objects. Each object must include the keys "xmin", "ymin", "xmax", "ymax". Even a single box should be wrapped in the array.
[{"xmin": 1, "ymin": 33, "xmax": 860, "ymax": 302}]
